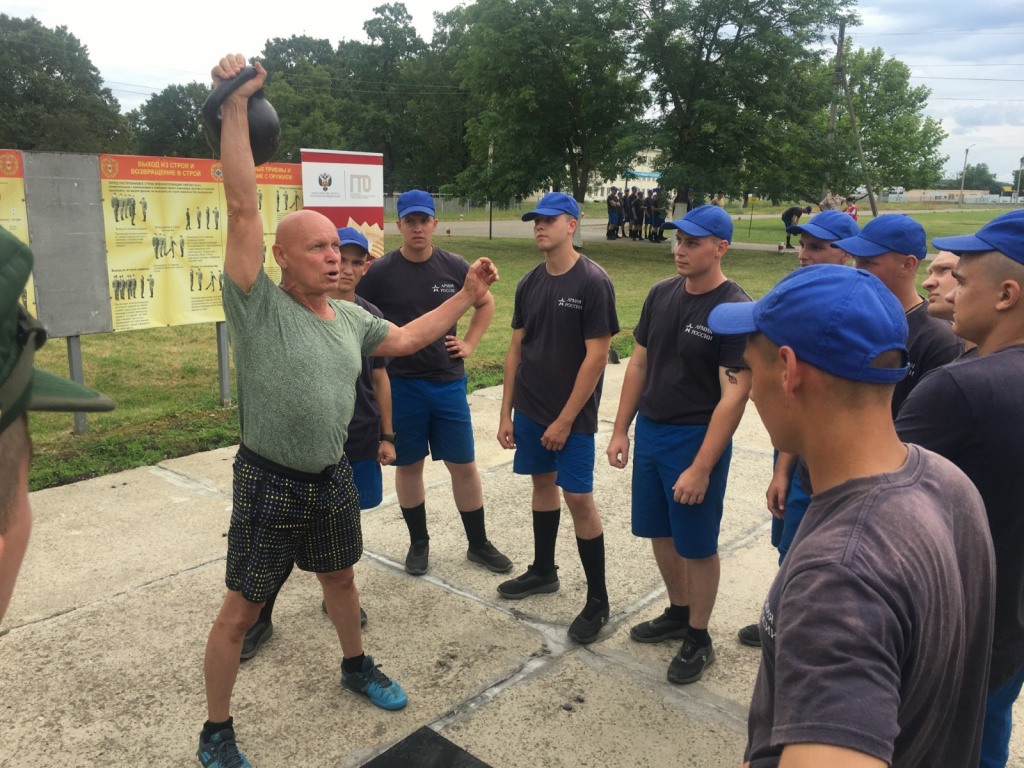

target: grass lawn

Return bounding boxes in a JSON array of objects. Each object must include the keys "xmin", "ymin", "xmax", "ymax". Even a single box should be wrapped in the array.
[{"xmin": 28, "ymin": 204, "xmax": 1005, "ymax": 490}]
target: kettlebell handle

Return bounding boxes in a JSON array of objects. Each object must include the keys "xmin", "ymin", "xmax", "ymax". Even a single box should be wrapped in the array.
[{"xmin": 203, "ymin": 66, "xmax": 261, "ymax": 126}]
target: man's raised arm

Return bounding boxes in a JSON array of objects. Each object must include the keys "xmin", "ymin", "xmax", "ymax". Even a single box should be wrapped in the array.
[{"xmin": 212, "ymin": 53, "xmax": 266, "ymax": 292}]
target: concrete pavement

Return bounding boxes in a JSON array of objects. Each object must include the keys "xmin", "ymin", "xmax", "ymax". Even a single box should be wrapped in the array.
[{"xmin": 2, "ymin": 359, "xmax": 1021, "ymax": 767}]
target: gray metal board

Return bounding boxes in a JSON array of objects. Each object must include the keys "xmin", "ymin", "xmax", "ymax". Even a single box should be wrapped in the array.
[{"xmin": 23, "ymin": 152, "xmax": 113, "ymax": 336}]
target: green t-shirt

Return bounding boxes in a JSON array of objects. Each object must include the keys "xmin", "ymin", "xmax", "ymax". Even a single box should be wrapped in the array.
[{"xmin": 223, "ymin": 270, "xmax": 390, "ymax": 472}]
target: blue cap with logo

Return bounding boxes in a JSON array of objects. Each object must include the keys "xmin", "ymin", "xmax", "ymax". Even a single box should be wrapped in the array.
[
  {"xmin": 663, "ymin": 205, "xmax": 733, "ymax": 241},
  {"xmin": 830, "ymin": 214, "xmax": 926, "ymax": 259},
  {"xmin": 396, "ymin": 190, "xmax": 435, "ymax": 218},
  {"xmin": 932, "ymin": 209, "xmax": 1024, "ymax": 265},
  {"xmin": 787, "ymin": 209, "xmax": 860, "ymax": 241},
  {"xmin": 522, "ymin": 192, "xmax": 580, "ymax": 221},
  {"xmin": 708, "ymin": 264, "xmax": 909, "ymax": 384},
  {"xmin": 336, "ymin": 227, "xmax": 369, "ymax": 255}
]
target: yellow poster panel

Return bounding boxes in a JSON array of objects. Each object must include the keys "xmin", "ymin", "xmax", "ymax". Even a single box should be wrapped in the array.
[
  {"xmin": 256, "ymin": 163, "xmax": 303, "ymax": 285},
  {"xmin": 100, "ymin": 154, "xmax": 228, "ymax": 331},
  {"xmin": 0, "ymin": 149, "xmax": 38, "ymax": 318}
]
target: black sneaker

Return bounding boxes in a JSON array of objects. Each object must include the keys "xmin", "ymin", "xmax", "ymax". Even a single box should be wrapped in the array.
[
  {"xmin": 496, "ymin": 565, "xmax": 560, "ymax": 599},
  {"xmin": 321, "ymin": 600, "xmax": 367, "ymax": 626},
  {"xmin": 239, "ymin": 620, "xmax": 272, "ymax": 661},
  {"xmin": 197, "ymin": 727, "xmax": 252, "ymax": 768},
  {"xmin": 405, "ymin": 539, "xmax": 429, "ymax": 575},
  {"xmin": 467, "ymin": 541, "xmax": 513, "ymax": 573},
  {"xmin": 629, "ymin": 608, "xmax": 689, "ymax": 644},
  {"xmin": 568, "ymin": 598, "xmax": 610, "ymax": 644},
  {"xmin": 667, "ymin": 633, "xmax": 715, "ymax": 684},
  {"xmin": 341, "ymin": 655, "xmax": 408, "ymax": 710},
  {"xmin": 737, "ymin": 623, "xmax": 762, "ymax": 647}
]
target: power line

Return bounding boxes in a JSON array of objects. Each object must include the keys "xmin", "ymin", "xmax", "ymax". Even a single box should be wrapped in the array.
[{"xmin": 911, "ymin": 76, "xmax": 1024, "ymax": 82}]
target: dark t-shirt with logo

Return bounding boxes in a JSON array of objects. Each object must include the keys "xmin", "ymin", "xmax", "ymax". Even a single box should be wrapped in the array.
[
  {"xmin": 356, "ymin": 246, "xmax": 469, "ymax": 382},
  {"xmin": 343, "ymin": 295, "xmax": 388, "ymax": 463},
  {"xmin": 746, "ymin": 445, "xmax": 994, "ymax": 768},
  {"xmin": 896, "ymin": 343, "xmax": 1024, "ymax": 690},
  {"xmin": 511, "ymin": 255, "xmax": 620, "ymax": 433},
  {"xmin": 893, "ymin": 299, "xmax": 962, "ymax": 417},
  {"xmin": 634, "ymin": 277, "xmax": 750, "ymax": 425}
]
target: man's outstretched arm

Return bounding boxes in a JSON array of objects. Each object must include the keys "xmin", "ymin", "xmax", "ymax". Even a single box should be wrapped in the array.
[{"xmin": 213, "ymin": 53, "xmax": 266, "ymax": 292}]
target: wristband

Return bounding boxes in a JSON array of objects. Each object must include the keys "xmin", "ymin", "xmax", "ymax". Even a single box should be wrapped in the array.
[{"xmin": 380, "ymin": 433, "xmax": 397, "ymax": 443}]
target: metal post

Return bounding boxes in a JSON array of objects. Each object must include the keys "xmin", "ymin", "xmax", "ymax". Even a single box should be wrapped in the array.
[
  {"xmin": 959, "ymin": 145, "xmax": 974, "ymax": 207},
  {"xmin": 216, "ymin": 321, "xmax": 231, "ymax": 407},
  {"xmin": 66, "ymin": 336, "xmax": 88, "ymax": 435},
  {"xmin": 487, "ymin": 142, "xmax": 494, "ymax": 241}
]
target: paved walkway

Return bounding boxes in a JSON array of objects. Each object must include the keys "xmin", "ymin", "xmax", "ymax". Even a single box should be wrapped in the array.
[{"xmin": 3, "ymin": 361, "xmax": 1021, "ymax": 766}]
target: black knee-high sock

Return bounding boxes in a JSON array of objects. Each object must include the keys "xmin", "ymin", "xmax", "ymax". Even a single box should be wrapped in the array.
[
  {"xmin": 532, "ymin": 509, "xmax": 561, "ymax": 576},
  {"xmin": 460, "ymin": 506, "xmax": 487, "ymax": 548},
  {"xmin": 257, "ymin": 559, "xmax": 294, "ymax": 624},
  {"xmin": 401, "ymin": 502, "xmax": 429, "ymax": 543},
  {"xmin": 576, "ymin": 534, "xmax": 608, "ymax": 606}
]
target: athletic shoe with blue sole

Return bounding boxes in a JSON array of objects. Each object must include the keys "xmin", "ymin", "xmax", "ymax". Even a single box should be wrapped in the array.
[
  {"xmin": 197, "ymin": 727, "xmax": 252, "ymax": 768},
  {"xmin": 341, "ymin": 655, "xmax": 408, "ymax": 710}
]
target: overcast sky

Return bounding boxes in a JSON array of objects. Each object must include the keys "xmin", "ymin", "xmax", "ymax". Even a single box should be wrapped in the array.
[{"xmin": 7, "ymin": 0, "xmax": 1024, "ymax": 182}]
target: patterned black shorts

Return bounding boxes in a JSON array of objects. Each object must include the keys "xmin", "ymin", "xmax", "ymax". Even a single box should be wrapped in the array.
[{"xmin": 225, "ymin": 445, "xmax": 362, "ymax": 603}]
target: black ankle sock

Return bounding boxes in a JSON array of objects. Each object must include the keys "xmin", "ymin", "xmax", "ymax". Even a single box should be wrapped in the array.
[
  {"xmin": 202, "ymin": 717, "xmax": 233, "ymax": 740},
  {"xmin": 576, "ymin": 534, "xmax": 608, "ymax": 606},
  {"xmin": 342, "ymin": 653, "xmax": 367, "ymax": 673},
  {"xmin": 666, "ymin": 604, "xmax": 689, "ymax": 624},
  {"xmin": 460, "ymin": 507, "xmax": 487, "ymax": 549},
  {"xmin": 401, "ymin": 502, "xmax": 429, "ymax": 543},
  {"xmin": 689, "ymin": 627, "xmax": 711, "ymax": 646},
  {"xmin": 257, "ymin": 560, "xmax": 294, "ymax": 624},
  {"xmin": 532, "ymin": 509, "xmax": 561, "ymax": 576}
]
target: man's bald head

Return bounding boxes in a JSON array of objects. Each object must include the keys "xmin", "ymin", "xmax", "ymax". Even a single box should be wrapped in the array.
[{"xmin": 275, "ymin": 209, "xmax": 336, "ymax": 252}]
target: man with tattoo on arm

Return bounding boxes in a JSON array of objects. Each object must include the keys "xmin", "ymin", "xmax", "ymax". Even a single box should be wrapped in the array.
[{"xmin": 606, "ymin": 205, "xmax": 752, "ymax": 684}]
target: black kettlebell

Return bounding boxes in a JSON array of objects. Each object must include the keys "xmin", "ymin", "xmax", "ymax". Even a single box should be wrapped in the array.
[{"xmin": 202, "ymin": 66, "xmax": 282, "ymax": 167}]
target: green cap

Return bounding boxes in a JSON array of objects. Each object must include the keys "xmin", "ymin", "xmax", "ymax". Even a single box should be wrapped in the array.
[{"xmin": 0, "ymin": 227, "xmax": 114, "ymax": 435}]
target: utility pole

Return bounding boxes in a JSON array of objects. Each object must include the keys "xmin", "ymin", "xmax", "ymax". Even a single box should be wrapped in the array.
[
  {"xmin": 825, "ymin": 22, "xmax": 845, "ymax": 202},
  {"xmin": 1015, "ymin": 155, "xmax": 1023, "ymax": 205},
  {"xmin": 488, "ymin": 142, "xmax": 494, "ymax": 240},
  {"xmin": 839, "ymin": 56, "xmax": 878, "ymax": 217},
  {"xmin": 958, "ymin": 145, "xmax": 975, "ymax": 207}
]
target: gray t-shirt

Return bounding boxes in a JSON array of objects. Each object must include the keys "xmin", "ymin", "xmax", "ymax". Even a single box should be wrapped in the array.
[
  {"xmin": 746, "ymin": 444, "xmax": 995, "ymax": 768},
  {"xmin": 223, "ymin": 270, "xmax": 390, "ymax": 473},
  {"xmin": 511, "ymin": 254, "xmax": 620, "ymax": 433}
]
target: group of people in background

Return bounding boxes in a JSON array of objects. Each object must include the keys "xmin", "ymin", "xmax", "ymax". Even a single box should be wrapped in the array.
[{"xmin": 605, "ymin": 185, "xmax": 672, "ymax": 242}]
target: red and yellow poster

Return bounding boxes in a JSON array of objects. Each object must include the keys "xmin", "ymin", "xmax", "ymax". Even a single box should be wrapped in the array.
[
  {"xmin": 0, "ymin": 149, "xmax": 37, "ymax": 317},
  {"xmin": 98, "ymin": 155, "xmax": 302, "ymax": 331}
]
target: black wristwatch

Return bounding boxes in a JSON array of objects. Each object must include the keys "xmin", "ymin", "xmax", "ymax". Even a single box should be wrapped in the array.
[{"xmin": 380, "ymin": 432, "xmax": 397, "ymax": 443}]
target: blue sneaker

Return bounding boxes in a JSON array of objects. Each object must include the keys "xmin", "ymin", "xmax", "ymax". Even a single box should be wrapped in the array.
[
  {"xmin": 197, "ymin": 727, "xmax": 252, "ymax": 768},
  {"xmin": 341, "ymin": 655, "xmax": 408, "ymax": 710}
]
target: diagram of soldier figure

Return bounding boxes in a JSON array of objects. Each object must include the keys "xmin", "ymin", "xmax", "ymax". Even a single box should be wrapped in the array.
[
  {"xmin": 180, "ymin": 235, "xmax": 185, "ymax": 259},
  {"xmin": 196, "ymin": 205, "xmax": 202, "ymax": 229},
  {"xmin": 206, "ymin": 270, "xmax": 217, "ymax": 291},
  {"xmin": 148, "ymin": 274, "xmax": 154, "ymax": 298},
  {"xmin": 290, "ymin": 191, "xmax": 301, "ymax": 210},
  {"xmin": 205, "ymin": 206, "xmax": 210, "ymax": 229},
  {"xmin": 213, "ymin": 206, "xmax": 220, "ymax": 229},
  {"xmin": 185, "ymin": 208, "xmax": 191, "ymax": 230},
  {"xmin": 196, "ymin": 267, "xmax": 203, "ymax": 291},
  {"xmin": 141, "ymin": 197, "xmax": 148, "ymax": 222},
  {"xmin": 258, "ymin": 188, "xmax": 262, "ymax": 210}
]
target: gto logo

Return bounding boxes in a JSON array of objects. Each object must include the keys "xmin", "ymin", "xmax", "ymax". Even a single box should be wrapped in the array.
[
  {"xmin": 350, "ymin": 174, "xmax": 372, "ymax": 194},
  {"xmin": 318, "ymin": 173, "xmax": 332, "ymax": 191}
]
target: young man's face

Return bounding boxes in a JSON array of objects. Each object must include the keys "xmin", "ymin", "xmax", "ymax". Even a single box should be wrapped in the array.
[
  {"xmin": 922, "ymin": 251, "xmax": 959, "ymax": 321},
  {"xmin": 532, "ymin": 214, "xmax": 576, "ymax": 252},
  {"xmin": 336, "ymin": 245, "xmax": 368, "ymax": 297},
  {"xmin": 799, "ymin": 234, "xmax": 849, "ymax": 268},
  {"xmin": 742, "ymin": 335, "xmax": 797, "ymax": 454},
  {"xmin": 397, "ymin": 212, "xmax": 438, "ymax": 250},
  {"xmin": 949, "ymin": 252, "xmax": 999, "ymax": 343},
  {"xmin": 673, "ymin": 230, "xmax": 726, "ymax": 278}
]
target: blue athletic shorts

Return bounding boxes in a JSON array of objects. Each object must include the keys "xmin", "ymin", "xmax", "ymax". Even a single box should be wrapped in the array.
[
  {"xmin": 349, "ymin": 458, "xmax": 383, "ymax": 510},
  {"xmin": 630, "ymin": 414, "xmax": 732, "ymax": 559},
  {"xmin": 511, "ymin": 411, "xmax": 595, "ymax": 494},
  {"xmin": 390, "ymin": 377, "xmax": 475, "ymax": 466}
]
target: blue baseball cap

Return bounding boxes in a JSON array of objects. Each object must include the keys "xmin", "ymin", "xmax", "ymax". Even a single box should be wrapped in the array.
[
  {"xmin": 664, "ymin": 205, "xmax": 733, "ymax": 241},
  {"xmin": 396, "ymin": 190, "xmax": 435, "ymax": 218},
  {"xmin": 522, "ymin": 192, "xmax": 580, "ymax": 221},
  {"xmin": 830, "ymin": 214, "xmax": 926, "ymax": 259},
  {"xmin": 336, "ymin": 227, "xmax": 369, "ymax": 255},
  {"xmin": 787, "ymin": 209, "xmax": 860, "ymax": 241},
  {"xmin": 708, "ymin": 264, "xmax": 909, "ymax": 384},
  {"xmin": 932, "ymin": 209, "xmax": 1024, "ymax": 265}
]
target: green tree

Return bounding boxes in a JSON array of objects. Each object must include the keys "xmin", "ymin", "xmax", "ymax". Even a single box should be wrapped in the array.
[
  {"xmin": 0, "ymin": 14, "xmax": 131, "ymax": 153},
  {"xmin": 937, "ymin": 163, "xmax": 1001, "ymax": 194},
  {"xmin": 636, "ymin": 0, "xmax": 852, "ymax": 201},
  {"xmin": 128, "ymin": 82, "xmax": 212, "ymax": 158},
  {"xmin": 449, "ymin": 0, "xmax": 649, "ymax": 203}
]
